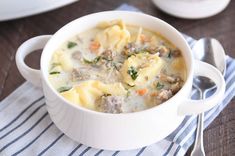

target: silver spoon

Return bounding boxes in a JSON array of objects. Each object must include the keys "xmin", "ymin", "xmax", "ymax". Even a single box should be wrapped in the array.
[{"xmin": 191, "ymin": 38, "xmax": 226, "ymax": 156}]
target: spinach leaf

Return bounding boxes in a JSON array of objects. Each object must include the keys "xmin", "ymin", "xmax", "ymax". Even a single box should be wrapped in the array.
[
  {"xmin": 49, "ymin": 71, "xmax": 60, "ymax": 75},
  {"xmin": 156, "ymin": 82, "xmax": 164, "ymax": 90},
  {"xmin": 167, "ymin": 51, "xmax": 172, "ymax": 58},
  {"xmin": 67, "ymin": 41, "xmax": 77, "ymax": 49},
  {"xmin": 83, "ymin": 56, "xmax": 101, "ymax": 64},
  {"xmin": 127, "ymin": 66, "xmax": 138, "ymax": 80},
  {"xmin": 57, "ymin": 86, "xmax": 72, "ymax": 93}
]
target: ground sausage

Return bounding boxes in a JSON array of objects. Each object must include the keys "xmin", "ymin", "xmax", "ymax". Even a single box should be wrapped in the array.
[
  {"xmin": 171, "ymin": 49, "xmax": 181, "ymax": 57},
  {"xmin": 71, "ymin": 68, "xmax": 90, "ymax": 81},
  {"xmin": 157, "ymin": 45, "xmax": 169, "ymax": 57},
  {"xmin": 170, "ymin": 82, "xmax": 183, "ymax": 94},
  {"xmin": 157, "ymin": 89, "xmax": 173, "ymax": 101},
  {"xmin": 97, "ymin": 95, "xmax": 124, "ymax": 113},
  {"xmin": 102, "ymin": 49, "xmax": 113, "ymax": 61},
  {"xmin": 160, "ymin": 74, "xmax": 182, "ymax": 84}
]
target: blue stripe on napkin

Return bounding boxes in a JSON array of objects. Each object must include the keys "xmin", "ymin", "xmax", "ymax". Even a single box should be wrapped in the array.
[{"xmin": 0, "ymin": 4, "xmax": 234, "ymax": 156}]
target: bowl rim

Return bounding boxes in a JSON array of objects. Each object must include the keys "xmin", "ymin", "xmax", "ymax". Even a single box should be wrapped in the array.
[{"xmin": 41, "ymin": 10, "xmax": 194, "ymax": 117}]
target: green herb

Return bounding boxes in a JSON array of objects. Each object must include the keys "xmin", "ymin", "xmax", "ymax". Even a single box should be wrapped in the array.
[
  {"xmin": 167, "ymin": 51, "xmax": 172, "ymax": 58},
  {"xmin": 112, "ymin": 62, "xmax": 119, "ymax": 71},
  {"xmin": 156, "ymin": 82, "xmax": 164, "ymax": 90},
  {"xmin": 83, "ymin": 56, "xmax": 101, "ymax": 64},
  {"xmin": 103, "ymin": 93, "xmax": 111, "ymax": 97},
  {"xmin": 93, "ymin": 56, "xmax": 101, "ymax": 63},
  {"xmin": 49, "ymin": 71, "xmax": 60, "ymax": 75},
  {"xmin": 57, "ymin": 86, "xmax": 72, "ymax": 93},
  {"xmin": 127, "ymin": 54, "xmax": 134, "ymax": 58},
  {"xmin": 83, "ymin": 58, "xmax": 93, "ymax": 64},
  {"xmin": 127, "ymin": 84, "xmax": 135, "ymax": 87},
  {"xmin": 67, "ymin": 41, "xmax": 77, "ymax": 49},
  {"xmin": 127, "ymin": 66, "xmax": 138, "ymax": 80}
]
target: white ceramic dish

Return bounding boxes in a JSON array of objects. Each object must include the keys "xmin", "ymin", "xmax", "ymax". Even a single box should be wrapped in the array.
[
  {"xmin": 151, "ymin": 0, "xmax": 231, "ymax": 19},
  {"xmin": 15, "ymin": 11, "xmax": 225, "ymax": 150},
  {"xmin": 0, "ymin": 0, "xmax": 78, "ymax": 21}
]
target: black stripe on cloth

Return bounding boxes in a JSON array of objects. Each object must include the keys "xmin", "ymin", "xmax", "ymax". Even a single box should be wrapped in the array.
[
  {"xmin": 0, "ymin": 112, "xmax": 48, "ymax": 153},
  {"xmin": 136, "ymin": 147, "xmax": 146, "ymax": 156},
  {"xmin": 0, "ymin": 103, "xmax": 46, "ymax": 139},
  {"xmin": 112, "ymin": 151, "xmax": 120, "ymax": 156},
  {"xmin": 11, "ymin": 122, "xmax": 54, "ymax": 156},
  {"xmin": 163, "ymin": 142, "xmax": 174, "ymax": 156},
  {"xmin": 79, "ymin": 147, "xmax": 91, "ymax": 156},
  {"xmin": 173, "ymin": 145, "xmax": 181, "ymax": 156},
  {"xmin": 94, "ymin": 149, "xmax": 103, "ymax": 156},
  {"xmin": 0, "ymin": 96, "xmax": 44, "ymax": 132},
  {"xmin": 37, "ymin": 133, "xmax": 64, "ymax": 156},
  {"xmin": 68, "ymin": 144, "xmax": 82, "ymax": 156}
]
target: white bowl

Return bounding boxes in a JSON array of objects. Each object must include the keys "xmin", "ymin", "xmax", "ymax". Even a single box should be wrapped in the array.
[
  {"xmin": 151, "ymin": 0, "xmax": 231, "ymax": 19},
  {"xmin": 0, "ymin": 0, "xmax": 79, "ymax": 21},
  {"xmin": 15, "ymin": 11, "xmax": 225, "ymax": 150}
]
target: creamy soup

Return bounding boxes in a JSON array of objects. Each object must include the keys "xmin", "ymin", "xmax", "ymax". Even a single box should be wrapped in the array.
[{"xmin": 49, "ymin": 20, "xmax": 187, "ymax": 113}]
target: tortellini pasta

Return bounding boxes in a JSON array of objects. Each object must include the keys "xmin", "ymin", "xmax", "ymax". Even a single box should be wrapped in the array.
[
  {"xmin": 52, "ymin": 51, "xmax": 73, "ymax": 71},
  {"xmin": 97, "ymin": 19, "xmax": 125, "ymax": 29},
  {"xmin": 95, "ymin": 20, "xmax": 130, "ymax": 53},
  {"xmin": 61, "ymin": 80, "xmax": 127, "ymax": 110},
  {"xmin": 61, "ymin": 88, "xmax": 81, "ymax": 105},
  {"xmin": 120, "ymin": 53, "xmax": 164, "ymax": 86}
]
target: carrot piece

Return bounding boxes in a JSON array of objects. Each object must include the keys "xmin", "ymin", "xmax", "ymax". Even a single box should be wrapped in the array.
[
  {"xmin": 140, "ymin": 34, "xmax": 150, "ymax": 43},
  {"xmin": 136, "ymin": 88, "xmax": 148, "ymax": 96},
  {"xmin": 150, "ymin": 92, "xmax": 158, "ymax": 97},
  {"xmin": 89, "ymin": 41, "xmax": 100, "ymax": 53}
]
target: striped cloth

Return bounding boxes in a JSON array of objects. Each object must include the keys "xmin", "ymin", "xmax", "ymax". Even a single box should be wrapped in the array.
[{"xmin": 0, "ymin": 4, "xmax": 235, "ymax": 156}]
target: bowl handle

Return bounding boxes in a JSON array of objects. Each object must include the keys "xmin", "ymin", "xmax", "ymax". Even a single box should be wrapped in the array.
[
  {"xmin": 16, "ymin": 35, "xmax": 52, "ymax": 87},
  {"xmin": 178, "ymin": 60, "xmax": 226, "ymax": 116}
]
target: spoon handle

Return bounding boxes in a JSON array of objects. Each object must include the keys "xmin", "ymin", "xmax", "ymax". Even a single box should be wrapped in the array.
[{"xmin": 191, "ymin": 90, "xmax": 206, "ymax": 156}]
